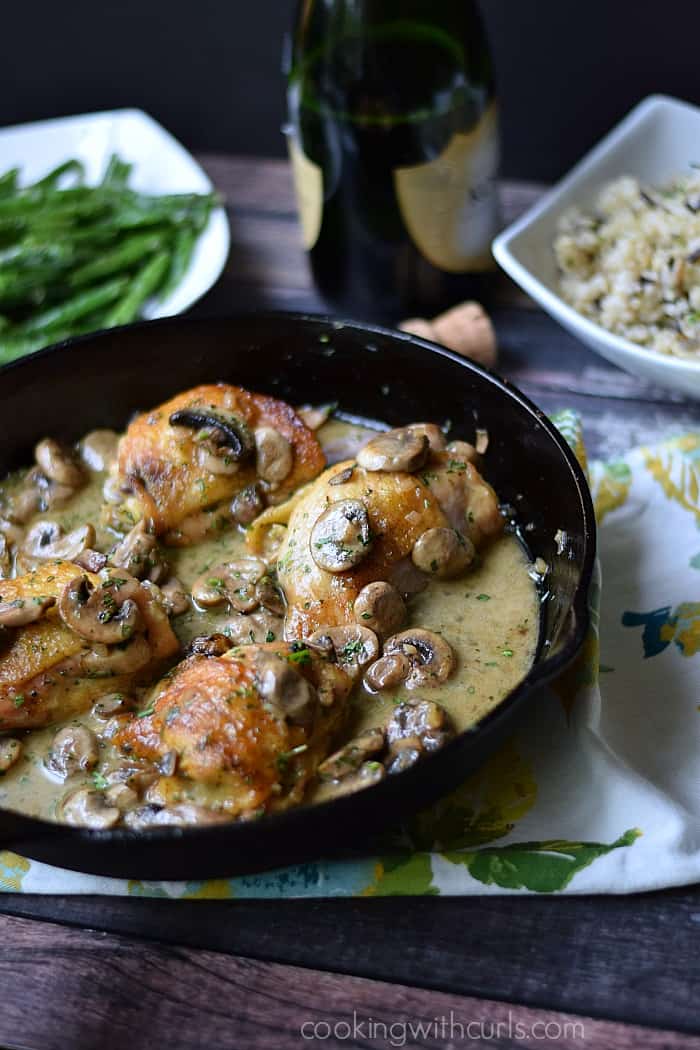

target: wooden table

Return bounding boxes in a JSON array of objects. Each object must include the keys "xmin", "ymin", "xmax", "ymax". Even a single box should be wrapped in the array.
[{"xmin": 0, "ymin": 157, "xmax": 699, "ymax": 1050}]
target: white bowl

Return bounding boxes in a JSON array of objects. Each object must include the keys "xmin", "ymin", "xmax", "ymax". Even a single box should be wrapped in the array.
[
  {"xmin": 0, "ymin": 108, "xmax": 230, "ymax": 319},
  {"xmin": 492, "ymin": 95, "xmax": 700, "ymax": 399}
]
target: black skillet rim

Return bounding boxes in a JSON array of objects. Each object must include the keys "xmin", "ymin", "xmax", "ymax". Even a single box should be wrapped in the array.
[{"xmin": 0, "ymin": 311, "xmax": 597, "ymax": 852}]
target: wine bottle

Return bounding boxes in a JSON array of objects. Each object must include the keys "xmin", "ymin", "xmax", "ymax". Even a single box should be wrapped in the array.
[{"xmin": 286, "ymin": 0, "xmax": 500, "ymax": 321}]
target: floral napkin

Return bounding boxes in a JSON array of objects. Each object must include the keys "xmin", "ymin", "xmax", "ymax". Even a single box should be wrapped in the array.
[{"xmin": 1, "ymin": 418, "xmax": 699, "ymax": 897}]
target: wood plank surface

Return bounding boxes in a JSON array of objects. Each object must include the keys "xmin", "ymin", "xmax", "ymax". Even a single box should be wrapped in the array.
[{"xmin": 0, "ymin": 913, "xmax": 696, "ymax": 1050}]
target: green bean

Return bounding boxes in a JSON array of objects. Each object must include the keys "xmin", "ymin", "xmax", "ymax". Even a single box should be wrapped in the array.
[
  {"xmin": 31, "ymin": 159, "xmax": 85, "ymax": 190},
  {"xmin": 0, "ymin": 168, "xmax": 19, "ymax": 198},
  {"xmin": 102, "ymin": 154, "xmax": 133, "ymax": 188},
  {"xmin": 0, "ymin": 327, "xmax": 78, "ymax": 362},
  {"xmin": 160, "ymin": 225, "xmax": 198, "ymax": 300},
  {"xmin": 68, "ymin": 231, "xmax": 165, "ymax": 287},
  {"xmin": 104, "ymin": 251, "xmax": 170, "ymax": 326},
  {"xmin": 21, "ymin": 275, "xmax": 129, "ymax": 333}
]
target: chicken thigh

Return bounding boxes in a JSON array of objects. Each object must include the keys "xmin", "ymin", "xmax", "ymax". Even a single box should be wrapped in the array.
[
  {"xmin": 247, "ymin": 425, "xmax": 503, "ymax": 640},
  {"xmin": 106, "ymin": 383, "xmax": 325, "ymax": 542},
  {"xmin": 0, "ymin": 561, "xmax": 178, "ymax": 729},
  {"xmin": 115, "ymin": 640, "xmax": 353, "ymax": 820}
]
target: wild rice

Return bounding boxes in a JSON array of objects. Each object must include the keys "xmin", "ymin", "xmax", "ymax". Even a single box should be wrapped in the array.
[{"xmin": 554, "ymin": 172, "xmax": 700, "ymax": 359}]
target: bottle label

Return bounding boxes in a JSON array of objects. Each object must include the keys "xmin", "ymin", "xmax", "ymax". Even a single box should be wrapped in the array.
[
  {"xmin": 287, "ymin": 135, "xmax": 323, "ymax": 250},
  {"xmin": 393, "ymin": 104, "xmax": 500, "ymax": 273}
]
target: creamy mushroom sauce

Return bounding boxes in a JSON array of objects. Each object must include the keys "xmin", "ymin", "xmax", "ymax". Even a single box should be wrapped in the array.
[{"xmin": 0, "ymin": 417, "xmax": 539, "ymax": 823}]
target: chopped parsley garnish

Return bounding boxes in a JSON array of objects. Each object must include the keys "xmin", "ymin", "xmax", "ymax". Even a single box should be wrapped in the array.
[
  {"xmin": 91, "ymin": 771, "xmax": 109, "ymax": 790},
  {"xmin": 276, "ymin": 744, "xmax": 308, "ymax": 773},
  {"xmin": 12, "ymin": 695, "xmax": 25, "ymax": 708},
  {"xmin": 476, "ymin": 593, "xmax": 491, "ymax": 601}
]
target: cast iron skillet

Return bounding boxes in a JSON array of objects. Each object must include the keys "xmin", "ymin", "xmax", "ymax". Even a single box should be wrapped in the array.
[{"xmin": 0, "ymin": 313, "xmax": 595, "ymax": 879}]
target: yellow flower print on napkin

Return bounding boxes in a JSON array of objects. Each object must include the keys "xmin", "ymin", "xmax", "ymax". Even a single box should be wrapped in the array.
[
  {"xmin": 623, "ymin": 603, "xmax": 700, "ymax": 659},
  {"xmin": 0, "ymin": 851, "xmax": 30, "ymax": 891}
]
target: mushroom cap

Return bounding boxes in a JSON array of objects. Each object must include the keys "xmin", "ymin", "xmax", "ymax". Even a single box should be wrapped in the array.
[
  {"xmin": 411, "ymin": 526, "xmax": 475, "ymax": 579},
  {"xmin": 353, "ymin": 581, "xmax": 406, "ymax": 638},
  {"xmin": 47, "ymin": 725, "xmax": 99, "ymax": 779},
  {"xmin": 254, "ymin": 426, "xmax": 294, "ymax": 485},
  {"xmin": 57, "ymin": 573, "xmax": 143, "ymax": 645},
  {"xmin": 191, "ymin": 558, "xmax": 268, "ymax": 612},
  {"xmin": 357, "ymin": 427, "xmax": 430, "ymax": 473},
  {"xmin": 61, "ymin": 787, "xmax": 120, "ymax": 829},
  {"xmin": 307, "ymin": 625, "xmax": 379, "ymax": 677},
  {"xmin": 169, "ymin": 406, "xmax": 255, "ymax": 463},
  {"xmin": 34, "ymin": 438, "xmax": 84, "ymax": 488},
  {"xmin": 383, "ymin": 628, "xmax": 455, "ymax": 688},
  {"xmin": 310, "ymin": 499, "xmax": 373, "ymax": 573}
]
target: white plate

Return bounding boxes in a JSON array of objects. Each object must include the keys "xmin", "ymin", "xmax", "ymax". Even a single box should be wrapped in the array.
[
  {"xmin": 492, "ymin": 95, "xmax": 700, "ymax": 399},
  {"xmin": 0, "ymin": 108, "xmax": 230, "ymax": 319}
]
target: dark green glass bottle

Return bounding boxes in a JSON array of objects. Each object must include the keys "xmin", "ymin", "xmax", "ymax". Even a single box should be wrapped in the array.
[{"xmin": 287, "ymin": 0, "xmax": 499, "ymax": 321}]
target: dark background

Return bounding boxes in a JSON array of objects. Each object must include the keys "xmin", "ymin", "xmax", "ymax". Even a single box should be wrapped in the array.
[{"xmin": 1, "ymin": 0, "xmax": 699, "ymax": 182}]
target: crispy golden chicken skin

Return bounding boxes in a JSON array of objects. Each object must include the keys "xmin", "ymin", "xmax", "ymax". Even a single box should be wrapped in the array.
[
  {"xmin": 108, "ymin": 383, "xmax": 325, "ymax": 541},
  {"xmin": 247, "ymin": 441, "xmax": 503, "ymax": 639},
  {"xmin": 115, "ymin": 642, "xmax": 353, "ymax": 819},
  {"xmin": 0, "ymin": 562, "xmax": 178, "ymax": 730}
]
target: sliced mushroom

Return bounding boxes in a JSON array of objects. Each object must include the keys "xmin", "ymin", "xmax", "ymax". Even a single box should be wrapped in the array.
[
  {"xmin": 329, "ymin": 465, "xmax": 354, "ymax": 486},
  {"xmin": 185, "ymin": 633, "xmax": 233, "ymax": 658},
  {"xmin": 314, "ymin": 759, "xmax": 385, "ymax": 801},
  {"xmin": 80, "ymin": 429, "xmax": 120, "ymax": 473},
  {"xmin": 20, "ymin": 521, "xmax": 95, "ymax": 567},
  {"xmin": 47, "ymin": 725, "xmax": 99, "ymax": 779},
  {"xmin": 307, "ymin": 625, "xmax": 379, "ymax": 677},
  {"xmin": 92, "ymin": 693, "xmax": 134, "ymax": 720},
  {"xmin": 411, "ymin": 527, "xmax": 475, "ymax": 578},
  {"xmin": 255, "ymin": 574, "xmax": 285, "ymax": 616},
  {"xmin": 296, "ymin": 403, "xmax": 336, "ymax": 431},
  {"xmin": 386, "ymin": 698, "xmax": 454, "ymax": 756},
  {"xmin": 446, "ymin": 439, "xmax": 479, "ymax": 464},
  {"xmin": 0, "ymin": 737, "xmax": 22, "ymax": 772},
  {"xmin": 58, "ymin": 574, "xmax": 142, "ymax": 645},
  {"xmin": 34, "ymin": 438, "xmax": 84, "ymax": 488},
  {"xmin": 364, "ymin": 652, "xmax": 411, "ymax": 691},
  {"xmin": 194, "ymin": 442, "xmax": 241, "ymax": 476},
  {"xmin": 61, "ymin": 787, "xmax": 120, "ymax": 829},
  {"xmin": 104, "ymin": 782, "xmax": 139, "ymax": 812},
  {"xmin": 353, "ymin": 581, "xmax": 406, "ymax": 638},
  {"xmin": 310, "ymin": 499, "xmax": 373, "ymax": 573},
  {"xmin": 253, "ymin": 649, "xmax": 318, "ymax": 726},
  {"xmin": 254, "ymin": 426, "xmax": 294, "ymax": 485},
  {"xmin": 191, "ymin": 558, "xmax": 268, "ymax": 613},
  {"xmin": 385, "ymin": 748, "xmax": 423, "ymax": 775},
  {"xmin": 78, "ymin": 635, "xmax": 152, "ymax": 675},
  {"xmin": 383, "ymin": 629, "xmax": 455, "ymax": 688},
  {"xmin": 159, "ymin": 577, "xmax": 189, "ymax": 616},
  {"xmin": 407, "ymin": 423, "xmax": 447, "ymax": 454},
  {"xmin": 0, "ymin": 593, "xmax": 55, "ymax": 627},
  {"xmin": 222, "ymin": 609, "xmax": 283, "ymax": 646},
  {"xmin": 0, "ymin": 535, "xmax": 11, "ymax": 580},
  {"xmin": 109, "ymin": 522, "xmax": 167, "ymax": 582},
  {"xmin": 73, "ymin": 549, "xmax": 108, "ymax": 573},
  {"xmin": 318, "ymin": 727, "xmax": 386, "ymax": 780},
  {"xmin": 231, "ymin": 484, "xmax": 264, "ymax": 525},
  {"xmin": 123, "ymin": 802, "xmax": 229, "ymax": 828},
  {"xmin": 357, "ymin": 427, "xmax": 429, "ymax": 473},
  {"xmin": 169, "ymin": 406, "xmax": 254, "ymax": 464}
]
